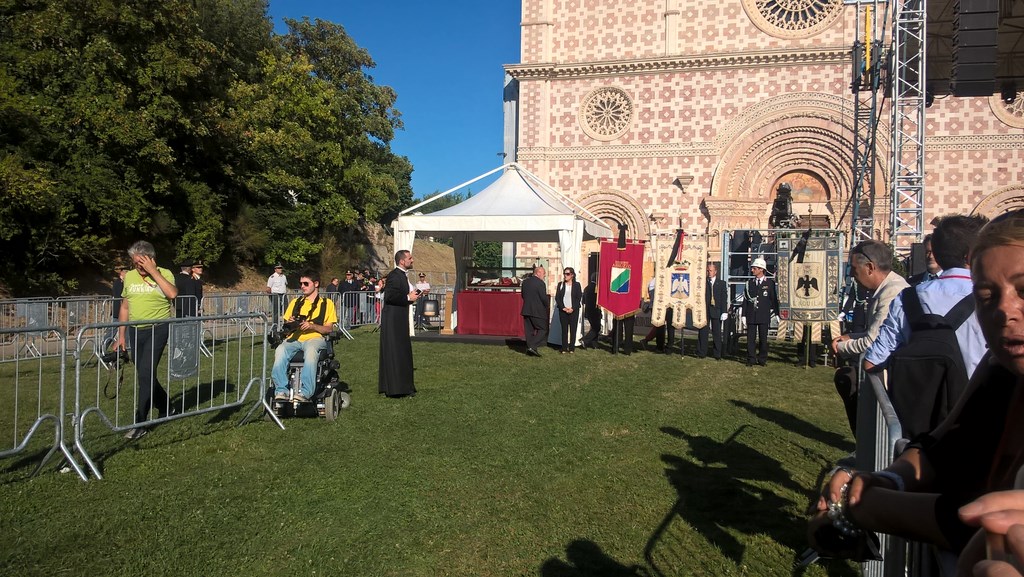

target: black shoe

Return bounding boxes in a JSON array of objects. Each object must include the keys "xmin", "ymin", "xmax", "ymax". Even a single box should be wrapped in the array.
[
  {"xmin": 758, "ymin": 361, "xmax": 767, "ymax": 366},
  {"xmin": 746, "ymin": 361, "xmax": 754, "ymax": 367},
  {"xmin": 527, "ymin": 348, "xmax": 541, "ymax": 357}
]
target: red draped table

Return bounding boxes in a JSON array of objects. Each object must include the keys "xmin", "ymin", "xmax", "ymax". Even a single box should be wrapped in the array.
[{"xmin": 456, "ymin": 290, "xmax": 524, "ymax": 337}]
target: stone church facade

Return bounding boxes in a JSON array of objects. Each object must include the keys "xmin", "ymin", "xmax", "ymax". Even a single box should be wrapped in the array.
[{"xmin": 504, "ymin": 0, "xmax": 1024, "ymax": 269}]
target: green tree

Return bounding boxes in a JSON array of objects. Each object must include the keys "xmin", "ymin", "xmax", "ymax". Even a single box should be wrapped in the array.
[
  {"xmin": 222, "ymin": 17, "xmax": 412, "ymax": 268},
  {"xmin": 0, "ymin": 3, "xmax": 411, "ymax": 294}
]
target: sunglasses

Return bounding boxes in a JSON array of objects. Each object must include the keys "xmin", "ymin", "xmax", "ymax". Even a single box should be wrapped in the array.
[
  {"xmin": 300, "ymin": 281, "xmax": 312, "ymax": 287},
  {"xmin": 563, "ymin": 271, "xmax": 573, "ymax": 275},
  {"xmin": 851, "ymin": 247, "xmax": 875, "ymax": 265}
]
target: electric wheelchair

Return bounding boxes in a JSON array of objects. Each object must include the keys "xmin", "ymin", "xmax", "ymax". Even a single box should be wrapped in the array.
[{"xmin": 265, "ymin": 324, "xmax": 351, "ymax": 422}]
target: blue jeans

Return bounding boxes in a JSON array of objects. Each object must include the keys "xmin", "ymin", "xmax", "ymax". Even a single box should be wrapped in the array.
[{"xmin": 272, "ymin": 337, "xmax": 329, "ymax": 398}]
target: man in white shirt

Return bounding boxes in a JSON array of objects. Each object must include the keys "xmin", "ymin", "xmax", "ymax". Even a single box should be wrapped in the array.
[
  {"xmin": 414, "ymin": 273, "xmax": 431, "ymax": 327},
  {"xmin": 266, "ymin": 264, "xmax": 288, "ymax": 324}
]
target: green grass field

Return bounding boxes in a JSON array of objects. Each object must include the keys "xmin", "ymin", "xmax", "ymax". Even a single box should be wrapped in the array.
[{"xmin": 0, "ymin": 329, "xmax": 858, "ymax": 576}]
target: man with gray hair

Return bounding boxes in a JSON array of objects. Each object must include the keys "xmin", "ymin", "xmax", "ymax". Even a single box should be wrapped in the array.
[
  {"xmin": 115, "ymin": 240, "xmax": 178, "ymax": 439},
  {"xmin": 830, "ymin": 240, "xmax": 909, "ymax": 434}
]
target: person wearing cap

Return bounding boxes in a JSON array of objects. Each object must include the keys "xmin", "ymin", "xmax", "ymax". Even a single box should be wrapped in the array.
[
  {"xmin": 266, "ymin": 264, "xmax": 288, "ymax": 324},
  {"xmin": 175, "ymin": 261, "xmax": 199, "ymax": 317},
  {"xmin": 339, "ymin": 271, "xmax": 359, "ymax": 294},
  {"xmin": 414, "ymin": 273, "xmax": 431, "ymax": 327},
  {"xmin": 190, "ymin": 260, "xmax": 205, "ymax": 315},
  {"xmin": 111, "ymin": 264, "xmax": 128, "ymax": 321},
  {"xmin": 742, "ymin": 256, "xmax": 779, "ymax": 366}
]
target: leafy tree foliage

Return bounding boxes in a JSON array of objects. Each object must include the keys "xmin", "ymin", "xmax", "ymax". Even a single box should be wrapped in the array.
[{"xmin": 0, "ymin": 1, "xmax": 411, "ymax": 295}]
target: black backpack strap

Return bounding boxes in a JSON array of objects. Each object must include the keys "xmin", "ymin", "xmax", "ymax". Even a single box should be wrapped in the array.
[
  {"xmin": 900, "ymin": 286, "xmax": 924, "ymax": 325},
  {"xmin": 309, "ymin": 295, "xmax": 328, "ymax": 325},
  {"xmin": 942, "ymin": 294, "xmax": 976, "ymax": 330}
]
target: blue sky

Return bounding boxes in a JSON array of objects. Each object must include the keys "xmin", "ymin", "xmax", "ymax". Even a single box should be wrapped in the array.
[{"xmin": 267, "ymin": 1, "xmax": 522, "ymax": 200}]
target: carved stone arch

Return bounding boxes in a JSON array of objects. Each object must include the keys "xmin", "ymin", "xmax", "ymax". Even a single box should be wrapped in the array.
[
  {"xmin": 707, "ymin": 92, "xmax": 889, "ymax": 233},
  {"xmin": 971, "ymin": 185, "xmax": 1024, "ymax": 219},
  {"xmin": 576, "ymin": 188, "xmax": 651, "ymax": 240}
]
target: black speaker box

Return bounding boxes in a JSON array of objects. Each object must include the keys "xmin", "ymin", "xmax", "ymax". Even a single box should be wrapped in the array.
[{"xmin": 909, "ymin": 242, "xmax": 926, "ymax": 277}]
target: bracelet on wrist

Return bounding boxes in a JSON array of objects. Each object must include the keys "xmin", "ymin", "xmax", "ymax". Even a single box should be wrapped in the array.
[
  {"xmin": 826, "ymin": 482, "xmax": 863, "ymax": 537},
  {"xmin": 872, "ymin": 470, "xmax": 906, "ymax": 492}
]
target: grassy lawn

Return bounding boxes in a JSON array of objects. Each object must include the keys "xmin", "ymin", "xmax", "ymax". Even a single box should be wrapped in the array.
[{"xmin": 0, "ymin": 328, "xmax": 858, "ymax": 576}]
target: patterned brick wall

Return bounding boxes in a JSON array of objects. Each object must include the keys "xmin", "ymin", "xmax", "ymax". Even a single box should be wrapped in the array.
[
  {"xmin": 512, "ymin": 0, "xmax": 1024, "ymax": 263},
  {"xmin": 521, "ymin": 0, "xmax": 858, "ymax": 64}
]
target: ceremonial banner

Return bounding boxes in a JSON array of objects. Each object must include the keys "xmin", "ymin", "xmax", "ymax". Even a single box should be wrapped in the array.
[
  {"xmin": 775, "ymin": 230, "xmax": 842, "ymax": 340},
  {"xmin": 598, "ymin": 239, "xmax": 645, "ymax": 319},
  {"xmin": 650, "ymin": 231, "xmax": 708, "ymax": 329}
]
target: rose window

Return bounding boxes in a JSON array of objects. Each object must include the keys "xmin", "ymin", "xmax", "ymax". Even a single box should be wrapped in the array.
[
  {"xmin": 991, "ymin": 92, "xmax": 1024, "ymax": 129},
  {"xmin": 580, "ymin": 87, "xmax": 633, "ymax": 141},
  {"xmin": 742, "ymin": 0, "xmax": 843, "ymax": 39}
]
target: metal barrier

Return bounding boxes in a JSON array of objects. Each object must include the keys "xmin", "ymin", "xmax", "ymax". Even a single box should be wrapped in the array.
[
  {"xmin": 71, "ymin": 314, "xmax": 270, "ymax": 480},
  {"xmin": 336, "ymin": 291, "xmax": 382, "ymax": 330},
  {"xmin": 856, "ymin": 369, "xmax": 907, "ymax": 577},
  {"xmin": 1, "ymin": 295, "xmax": 116, "ymax": 362},
  {"xmin": 0, "ymin": 327, "xmax": 86, "ymax": 480},
  {"xmin": 0, "ymin": 298, "xmax": 55, "ymax": 360}
]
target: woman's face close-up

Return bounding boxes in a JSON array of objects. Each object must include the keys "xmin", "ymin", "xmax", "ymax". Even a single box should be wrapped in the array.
[{"xmin": 973, "ymin": 243, "xmax": 1024, "ymax": 376}]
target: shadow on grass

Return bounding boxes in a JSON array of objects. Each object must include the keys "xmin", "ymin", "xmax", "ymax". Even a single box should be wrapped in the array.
[
  {"xmin": 729, "ymin": 399, "xmax": 855, "ymax": 453},
  {"xmin": 645, "ymin": 426, "xmax": 858, "ymax": 577},
  {"xmin": 540, "ymin": 539, "xmax": 649, "ymax": 577}
]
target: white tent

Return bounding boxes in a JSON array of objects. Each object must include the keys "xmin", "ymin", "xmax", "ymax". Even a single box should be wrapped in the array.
[{"xmin": 392, "ymin": 163, "xmax": 612, "ymax": 331}]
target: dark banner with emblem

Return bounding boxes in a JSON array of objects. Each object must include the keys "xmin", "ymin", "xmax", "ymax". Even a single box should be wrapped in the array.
[
  {"xmin": 597, "ymin": 239, "xmax": 645, "ymax": 319},
  {"xmin": 775, "ymin": 230, "xmax": 842, "ymax": 341}
]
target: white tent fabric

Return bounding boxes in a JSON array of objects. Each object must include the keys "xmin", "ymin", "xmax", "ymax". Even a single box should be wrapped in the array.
[{"xmin": 392, "ymin": 163, "xmax": 611, "ymax": 334}]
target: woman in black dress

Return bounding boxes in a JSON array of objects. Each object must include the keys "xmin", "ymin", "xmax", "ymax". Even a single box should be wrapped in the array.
[{"xmin": 555, "ymin": 267, "xmax": 583, "ymax": 353}]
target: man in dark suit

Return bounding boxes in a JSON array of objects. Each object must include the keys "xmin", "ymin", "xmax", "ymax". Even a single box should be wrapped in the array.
[
  {"xmin": 697, "ymin": 262, "xmax": 729, "ymax": 360},
  {"xmin": 520, "ymin": 265, "xmax": 549, "ymax": 357},
  {"xmin": 742, "ymin": 257, "xmax": 779, "ymax": 366}
]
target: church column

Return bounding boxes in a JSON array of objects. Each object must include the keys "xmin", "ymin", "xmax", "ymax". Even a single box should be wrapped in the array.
[{"xmin": 663, "ymin": 0, "xmax": 680, "ymax": 55}]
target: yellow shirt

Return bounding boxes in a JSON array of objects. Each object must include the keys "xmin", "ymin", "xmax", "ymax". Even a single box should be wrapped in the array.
[{"xmin": 283, "ymin": 295, "xmax": 339, "ymax": 342}]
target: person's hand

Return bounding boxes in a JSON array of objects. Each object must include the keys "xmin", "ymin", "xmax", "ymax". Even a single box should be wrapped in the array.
[
  {"xmin": 134, "ymin": 254, "xmax": 159, "ymax": 276},
  {"xmin": 830, "ymin": 335, "xmax": 849, "ymax": 354},
  {"xmin": 114, "ymin": 335, "xmax": 127, "ymax": 352},
  {"xmin": 956, "ymin": 491, "xmax": 1024, "ymax": 577},
  {"xmin": 720, "ymin": 313, "xmax": 728, "ymax": 321},
  {"xmin": 565, "ymin": 307, "xmax": 574, "ymax": 314},
  {"xmin": 815, "ymin": 468, "xmax": 901, "ymax": 514},
  {"xmin": 815, "ymin": 467, "xmax": 856, "ymax": 513},
  {"xmin": 408, "ymin": 290, "xmax": 420, "ymax": 301}
]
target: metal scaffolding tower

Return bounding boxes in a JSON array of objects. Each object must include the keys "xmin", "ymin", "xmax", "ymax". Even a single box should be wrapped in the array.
[
  {"xmin": 889, "ymin": 0, "xmax": 927, "ymax": 255},
  {"xmin": 849, "ymin": 0, "xmax": 888, "ymax": 246}
]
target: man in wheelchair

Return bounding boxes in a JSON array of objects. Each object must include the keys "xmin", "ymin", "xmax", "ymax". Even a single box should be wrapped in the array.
[{"xmin": 271, "ymin": 270, "xmax": 339, "ymax": 404}]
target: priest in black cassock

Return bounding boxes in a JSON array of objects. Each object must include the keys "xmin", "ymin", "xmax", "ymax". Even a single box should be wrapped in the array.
[{"xmin": 378, "ymin": 250, "xmax": 420, "ymax": 398}]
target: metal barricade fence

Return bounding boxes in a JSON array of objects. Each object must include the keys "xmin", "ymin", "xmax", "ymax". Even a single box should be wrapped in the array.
[
  {"xmin": 202, "ymin": 292, "xmax": 271, "ymax": 335},
  {"xmin": 0, "ymin": 298, "xmax": 55, "ymax": 361},
  {"xmin": 856, "ymin": 367, "xmax": 914, "ymax": 577},
  {"xmin": 0, "ymin": 327, "xmax": 86, "ymax": 480},
  {"xmin": 337, "ymin": 291, "xmax": 381, "ymax": 330},
  {"xmin": 71, "ymin": 314, "xmax": 270, "ymax": 480}
]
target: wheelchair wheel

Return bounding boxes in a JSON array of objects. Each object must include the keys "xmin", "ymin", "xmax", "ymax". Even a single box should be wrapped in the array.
[{"xmin": 324, "ymin": 389, "xmax": 341, "ymax": 422}]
